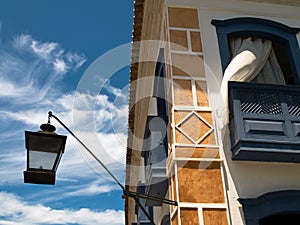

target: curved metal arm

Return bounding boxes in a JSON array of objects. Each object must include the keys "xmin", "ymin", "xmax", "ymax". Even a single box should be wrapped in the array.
[
  {"xmin": 47, "ymin": 111, "xmax": 178, "ymax": 225},
  {"xmin": 48, "ymin": 111, "xmax": 125, "ymax": 191}
]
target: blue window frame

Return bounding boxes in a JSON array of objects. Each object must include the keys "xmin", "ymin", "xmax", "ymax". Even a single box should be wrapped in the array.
[
  {"xmin": 212, "ymin": 17, "xmax": 300, "ymax": 163},
  {"xmin": 211, "ymin": 17, "xmax": 300, "ymax": 84}
]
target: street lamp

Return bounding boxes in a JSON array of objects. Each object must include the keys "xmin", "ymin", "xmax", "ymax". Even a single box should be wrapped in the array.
[
  {"xmin": 23, "ymin": 111, "xmax": 177, "ymax": 225},
  {"xmin": 24, "ymin": 117, "xmax": 67, "ymax": 185}
]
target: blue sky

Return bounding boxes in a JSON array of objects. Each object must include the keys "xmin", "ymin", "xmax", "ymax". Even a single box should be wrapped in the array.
[{"xmin": 0, "ymin": 1, "xmax": 133, "ymax": 224}]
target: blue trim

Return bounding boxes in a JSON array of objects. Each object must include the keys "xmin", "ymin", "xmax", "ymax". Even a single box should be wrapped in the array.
[
  {"xmin": 239, "ymin": 190, "xmax": 300, "ymax": 225},
  {"xmin": 211, "ymin": 17, "xmax": 300, "ymax": 83},
  {"xmin": 154, "ymin": 48, "xmax": 168, "ymax": 117},
  {"xmin": 211, "ymin": 18, "xmax": 300, "ymax": 34}
]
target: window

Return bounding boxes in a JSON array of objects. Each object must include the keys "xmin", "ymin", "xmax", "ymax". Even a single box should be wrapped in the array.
[
  {"xmin": 227, "ymin": 35, "xmax": 294, "ymax": 85},
  {"xmin": 212, "ymin": 17, "xmax": 300, "ymax": 163},
  {"xmin": 239, "ymin": 191, "xmax": 300, "ymax": 225},
  {"xmin": 211, "ymin": 17, "xmax": 300, "ymax": 83}
]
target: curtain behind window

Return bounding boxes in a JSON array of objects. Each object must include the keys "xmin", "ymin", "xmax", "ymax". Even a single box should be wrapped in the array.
[{"xmin": 217, "ymin": 37, "xmax": 285, "ymax": 129}]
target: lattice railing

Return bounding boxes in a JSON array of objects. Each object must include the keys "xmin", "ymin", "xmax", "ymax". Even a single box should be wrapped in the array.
[
  {"xmin": 240, "ymin": 91, "xmax": 282, "ymax": 115},
  {"xmin": 287, "ymin": 93, "xmax": 300, "ymax": 116},
  {"xmin": 228, "ymin": 81, "xmax": 300, "ymax": 163},
  {"xmin": 230, "ymin": 81, "xmax": 300, "ymax": 118}
]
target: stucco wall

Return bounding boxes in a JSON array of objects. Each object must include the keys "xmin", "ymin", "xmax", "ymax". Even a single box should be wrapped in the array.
[{"xmin": 166, "ymin": 0, "xmax": 300, "ymax": 224}]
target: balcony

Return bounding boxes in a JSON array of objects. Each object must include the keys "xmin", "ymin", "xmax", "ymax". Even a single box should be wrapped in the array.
[
  {"xmin": 142, "ymin": 116, "xmax": 169, "ymax": 206},
  {"xmin": 144, "ymin": 153, "xmax": 168, "ymax": 206},
  {"xmin": 228, "ymin": 81, "xmax": 300, "ymax": 163},
  {"xmin": 133, "ymin": 183, "xmax": 153, "ymax": 225}
]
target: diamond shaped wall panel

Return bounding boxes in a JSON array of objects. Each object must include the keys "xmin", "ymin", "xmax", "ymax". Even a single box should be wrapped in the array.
[
  {"xmin": 175, "ymin": 129, "xmax": 194, "ymax": 144},
  {"xmin": 178, "ymin": 113, "xmax": 210, "ymax": 143}
]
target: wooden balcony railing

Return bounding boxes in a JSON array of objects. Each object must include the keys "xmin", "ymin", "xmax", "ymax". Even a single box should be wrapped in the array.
[
  {"xmin": 228, "ymin": 81, "xmax": 300, "ymax": 163},
  {"xmin": 142, "ymin": 116, "xmax": 169, "ymax": 206}
]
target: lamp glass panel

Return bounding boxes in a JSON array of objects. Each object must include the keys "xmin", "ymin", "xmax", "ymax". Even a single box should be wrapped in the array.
[{"xmin": 29, "ymin": 150, "xmax": 58, "ymax": 170}]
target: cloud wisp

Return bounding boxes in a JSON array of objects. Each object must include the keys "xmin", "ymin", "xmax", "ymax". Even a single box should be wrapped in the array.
[{"xmin": 0, "ymin": 34, "xmax": 86, "ymax": 104}]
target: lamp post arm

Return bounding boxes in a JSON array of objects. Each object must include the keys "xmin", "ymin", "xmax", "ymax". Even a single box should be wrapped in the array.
[
  {"xmin": 124, "ymin": 190, "xmax": 177, "ymax": 206},
  {"xmin": 48, "ymin": 111, "xmax": 126, "ymax": 191},
  {"xmin": 48, "ymin": 111, "xmax": 178, "ymax": 225}
]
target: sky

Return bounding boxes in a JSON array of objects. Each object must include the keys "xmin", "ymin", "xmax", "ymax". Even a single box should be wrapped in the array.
[{"xmin": 0, "ymin": 1, "xmax": 134, "ymax": 224}]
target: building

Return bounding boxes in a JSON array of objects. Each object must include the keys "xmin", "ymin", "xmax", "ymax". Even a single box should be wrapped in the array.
[{"xmin": 125, "ymin": 0, "xmax": 300, "ymax": 225}]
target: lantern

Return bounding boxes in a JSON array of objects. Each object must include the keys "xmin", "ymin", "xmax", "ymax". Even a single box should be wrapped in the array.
[{"xmin": 24, "ymin": 123, "xmax": 67, "ymax": 185}]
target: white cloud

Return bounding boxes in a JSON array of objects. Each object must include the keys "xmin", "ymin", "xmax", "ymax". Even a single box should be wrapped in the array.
[
  {"xmin": 67, "ymin": 131, "xmax": 126, "ymax": 179},
  {"xmin": 53, "ymin": 58, "xmax": 68, "ymax": 73},
  {"xmin": 0, "ymin": 221, "xmax": 22, "ymax": 225},
  {"xmin": 65, "ymin": 180, "xmax": 119, "ymax": 197},
  {"xmin": 2, "ymin": 82, "xmax": 128, "ymax": 136},
  {"xmin": 0, "ymin": 34, "xmax": 87, "ymax": 105},
  {"xmin": 70, "ymin": 91, "xmax": 128, "ymax": 134},
  {"xmin": 12, "ymin": 34, "xmax": 32, "ymax": 50},
  {"xmin": 66, "ymin": 52, "xmax": 87, "ymax": 70},
  {"xmin": 0, "ymin": 192, "xmax": 124, "ymax": 225},
  {"xmin": 0, "ymin": 110, "xmax": 49, "ymax": 126},
  {"xmin": 0, "ymin": 78, "xmax": 20, "ymax": 97},
  {"xmin": 30, "ymin": 39, "xmax": 59, "ymax": 60},
  {"xmin": 103, "ymin": 81, "xmax": 128, "ymax": 102},
  {"xmin": 0, "ymin": 151, "xmax": 24, "ymax": 183}
]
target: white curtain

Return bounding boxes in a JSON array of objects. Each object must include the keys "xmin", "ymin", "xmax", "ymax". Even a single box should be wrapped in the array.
[{"xmin": 217, "ymin": 37, "xmax": 285, "ymax": 129}]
